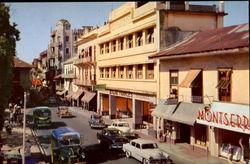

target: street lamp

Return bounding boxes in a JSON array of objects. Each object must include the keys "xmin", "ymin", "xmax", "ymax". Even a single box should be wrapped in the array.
[{"xmin": 22, "ymin": 92, "xmax": 27, "ymax": 164}]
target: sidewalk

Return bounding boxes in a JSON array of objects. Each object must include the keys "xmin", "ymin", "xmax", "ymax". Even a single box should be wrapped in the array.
[
  {"xmin": 70, "ymin": 107, "xmax": 242, "ymax": 164},
  {"xmin": 0, "ymin": 109, "xmax": 45, "ymax": 164}
]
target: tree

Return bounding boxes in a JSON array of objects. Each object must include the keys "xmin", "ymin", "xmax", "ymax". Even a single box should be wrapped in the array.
[{"xmin": 0, "ymin": 3, "xmax": 20, "ymax": 130}]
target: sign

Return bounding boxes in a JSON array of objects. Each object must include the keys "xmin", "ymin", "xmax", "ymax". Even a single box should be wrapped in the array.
[
  {"xmin": 92, "ymin": 84, "xmax": 106, "ymax": 91},
  {"xmin": 110, "ymin": 90, "xmax": 132, "ymax": 98},
  {"xmin": 197, "ymin": 102, "xmax": 250, "ymax": 134}
]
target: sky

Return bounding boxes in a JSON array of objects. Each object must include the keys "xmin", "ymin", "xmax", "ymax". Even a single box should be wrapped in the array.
[{"xmin": 5, "ymin": 1, "xmax": 249, "ymax": 64}]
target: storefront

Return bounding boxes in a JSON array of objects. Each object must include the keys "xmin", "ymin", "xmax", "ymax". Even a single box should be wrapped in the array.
[{"xmin": 197, "ymin": 101, "xmax": 250, "ymax": 162}]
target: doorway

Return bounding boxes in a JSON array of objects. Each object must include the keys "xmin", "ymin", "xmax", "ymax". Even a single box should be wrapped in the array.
[{"xmin": 179, "ymin": 123, "xmax": 190, "ymax": 143}]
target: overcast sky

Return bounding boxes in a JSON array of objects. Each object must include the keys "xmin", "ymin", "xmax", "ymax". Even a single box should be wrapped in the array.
[{"xmin": 6, "ymin": 1, "xmax": 249, "ymax": 64}]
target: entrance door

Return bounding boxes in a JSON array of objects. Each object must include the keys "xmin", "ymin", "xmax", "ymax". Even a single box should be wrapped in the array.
[{"xmin": 180, "ymin": 123, "xmax": 190, "ymax": 143}]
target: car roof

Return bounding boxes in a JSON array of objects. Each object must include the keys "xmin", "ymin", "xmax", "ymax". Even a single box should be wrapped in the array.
[
  {"xmin": 112, "ymin": 121, "xmax": 128, "ymax": 124},
  {"xmin": 104, "ymin": 128, "xmax": 120, "ymax": 131},
  {"xmin": 33, "ymin": 106, "xmax": 50, "ymax": 111},
  {"xmin": 52, "ymin": 127, "xmax": 80, "ymax": 140},
  {"xmin": 130, "ymin": 139, "xmax": 157, "ymax": 145}
]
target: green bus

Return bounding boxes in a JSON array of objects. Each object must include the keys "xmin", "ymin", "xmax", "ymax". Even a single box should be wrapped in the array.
[{"xmin": 33, "ymin": 106, "xmax": 52, "ymax": 128}]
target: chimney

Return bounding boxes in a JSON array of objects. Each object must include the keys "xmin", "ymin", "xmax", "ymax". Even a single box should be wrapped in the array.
[
  {"xmin": 165, "ymin": 1, "xmax": 170, "ymax": 10},
  {"xmin": 185, "ymin": 1, "xmax": 189, "ymax": 10},
  {"xmin": 219, "ymin": 1, "xmax": 224, "ymax": 13}
]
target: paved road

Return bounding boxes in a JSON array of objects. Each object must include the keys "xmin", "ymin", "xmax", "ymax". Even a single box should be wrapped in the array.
[{"xmin": 41, "ymin": 107, "xmax": 140, "ymax": 164}]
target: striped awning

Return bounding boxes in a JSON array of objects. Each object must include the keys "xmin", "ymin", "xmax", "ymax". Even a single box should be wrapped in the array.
[
  {"xmin": 179, "ymin": 70, "xmax": 201, "ymax": 88},
  {"xmin": 71, "ymin": 89, "xmax": 84, "ymax": 100},
  {"xmin": 81, "ymin": 91, "xmax": 96, "ymax": 103}
]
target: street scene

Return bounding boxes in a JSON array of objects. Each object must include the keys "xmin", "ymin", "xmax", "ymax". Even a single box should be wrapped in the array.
[{"xmin": 0, "ymin": 1, "xmax": 249, "ymax": 164}]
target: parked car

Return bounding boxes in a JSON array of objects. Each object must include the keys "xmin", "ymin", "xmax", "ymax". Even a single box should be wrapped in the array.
[
  {"xmin": 123, "ymin": 139, "xmax": 171, "ymax": 164},
  {"xmin": 88, "ymin": 114, "xmax": 106, "ymax": 129},
  {"xmin": 96, "ymin": 128, "xmax": 129, "ymax": 150},
  {"xmin": 108, "ymin": 120, "xmax": 136, "ymax": 139},
  {"xmin": 56, "ymin": 106, "xmax": 72, "ymax": 118}
]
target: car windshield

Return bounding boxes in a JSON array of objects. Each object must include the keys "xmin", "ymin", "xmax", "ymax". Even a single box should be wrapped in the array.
[
  {"xmin": 141, "ymin": 143, "xmax": 158, "ymax": 149},
  {"xmin": 60, "ymin": 139, "xmax": 80, "ymax": 146},
  {"xmin": 117, "ymin": 123, "xmax": 129, "ymax": 127},
  {"xmin": 109, "ymin": 130, "xmax": 122, "ymax": 136},
  {"xmin": 93, "ymin": 115, "xmax": 102, "ymax": 119}
]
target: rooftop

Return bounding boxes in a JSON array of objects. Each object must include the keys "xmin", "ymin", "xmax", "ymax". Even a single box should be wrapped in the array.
[{"xmin": 14, "ymin": 57, "xmax": 34, "ymax": 68}]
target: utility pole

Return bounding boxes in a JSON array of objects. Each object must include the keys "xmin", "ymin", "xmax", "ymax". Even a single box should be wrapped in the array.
[{"xmin": 22, "ymin": 92, "xmax": 27, "ymax": 164}]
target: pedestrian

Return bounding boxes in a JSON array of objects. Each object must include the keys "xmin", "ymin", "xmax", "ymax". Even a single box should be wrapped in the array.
[
  {"xmin": 9, "ymin": 111, "xmax": 14, "ymax": 124},
  {"xmin": 158, "ymin": 127, "xmax": 163, "ymax": 142},
  {"xmin": 13, "ymin": 104, "xmax": 17, "ymax": 124},
  {"xmin": 227, "ymin": 143, "xmax": 234, "ymax": 163},
  {"xmin": 25, "ymin": 140, "xmax": 36, "ymax": 164}
]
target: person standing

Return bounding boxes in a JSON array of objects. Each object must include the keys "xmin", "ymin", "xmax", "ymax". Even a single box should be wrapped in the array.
[
  {"xmin": 227, "ymin": 143, "xmax": 234, "ymax": 163},
  {"xmin": 158, "ymin": 127, "xmax": 163, "ymax": 142}
]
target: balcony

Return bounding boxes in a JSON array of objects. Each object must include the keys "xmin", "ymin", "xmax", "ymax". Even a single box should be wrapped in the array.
[
  {"xmin": 74, "ymin": 56, "xmax": 93, "ymax": 65},
  {"xmin": 166, "ymin": 95, "xmax": 214, "ymax": 105},
  {"xmin": 73, "ymin": 79, "xmax": 96, "ymax": 86}
]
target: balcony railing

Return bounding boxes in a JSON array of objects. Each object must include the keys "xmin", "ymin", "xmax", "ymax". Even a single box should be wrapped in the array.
[
  {"xmin": 166, "ymin": 95, "xmax": 214, "ymax": 105},
  {"xmin": 73, "ymin": 79, "xmax": 96, "ymax": 86},
  {"xmin": 74, "ymin": 56, "xmax": 92, "ymax": 65}
]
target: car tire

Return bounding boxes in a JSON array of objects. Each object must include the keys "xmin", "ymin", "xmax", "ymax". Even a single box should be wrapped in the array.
[{"xmin": 125, "ymin": 151, "xmax": 131, "ymax": 158}]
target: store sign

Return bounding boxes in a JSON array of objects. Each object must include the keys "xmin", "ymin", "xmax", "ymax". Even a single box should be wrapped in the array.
[
  {"xmin": 92, "ymin": 84, "xmax": 106, "ymax": 91},
  {"xmin": 110, "ymin": 90, "xmax": 132, "ymax": 98},
  {"xmin": 196, "ymin": 102, "xmax": 250, "ymax": 134}
]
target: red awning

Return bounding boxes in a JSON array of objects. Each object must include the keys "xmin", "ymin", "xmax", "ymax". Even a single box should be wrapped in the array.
[{"xmin": 32, "ymin": 79, "xmax": 42, "ymax": 85}]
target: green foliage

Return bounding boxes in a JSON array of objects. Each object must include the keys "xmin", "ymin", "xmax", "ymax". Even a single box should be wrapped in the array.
[{"xmin": 0, "ymin": 3, "xmax": 20, "ymax": 130}]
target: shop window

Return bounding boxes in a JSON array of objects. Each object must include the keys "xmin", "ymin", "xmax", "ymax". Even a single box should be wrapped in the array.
[
  {"xmin": 112, "ymin": 40, "xmax": 116, "ymax": 52},
  {"xmin": 100, "ymin": 44, "xmax": 104, "ymax": 54},
  {"xmin": 194, "ymin": 124, "xmax": 207, "ymax": 147},
  {"xmin": 169, "ymin": 70, "xmax": 178, "ymax": 98},
  {"xmin": 136, "ymin": 64, "xmax": 143, "ymax": 79},
  {"xmin": 105, "ymin": 68, "xmax": 110, "ymax": 78},
  {"xmin": 136, "ymin": 31, "xmax": 143, "ymax": 47},
  {"xmin": 147, "ymin": 27, "xmax": 154, "ymax": 44},
  {"xmin": 216, "ymin": 68, "xmax": 232, "ymax": 102},
  {"xmin": 146, "ymin": 63, "xmax": 154, "ymax": 79},
  {"xmin": 100, "ymin": 68, "xmax": 104, "ymax": 78},
  {"xmin": 127, "ymin": 34, "xmax": 133, "ymax": 49},
  {"xmin": 119, "ymin": 66, "xmax": 124, "ymax": 79},
  {"xmin": 119, "ymin": 37, "xmax": 124, "ymax": 50},
  {"xmin": 105, "ymin": 42, "xmax": 110, "ymax": 53},
  {"xmin": 127, "ymin": 65, "xmax": 133, "ymax": 79},
  {"xmin": 112, "ymin": 67, "xmax": 116, "ymax": 78}
]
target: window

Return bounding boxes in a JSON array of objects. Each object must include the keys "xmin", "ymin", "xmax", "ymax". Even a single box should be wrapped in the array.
[
  {"xmin": 89, "ymin": 46, "xmax": 92, "ymax": 57},
  {"xmin": 100, "ymin": 44, "xmax": 104, "ymax": 54},
  {"xmin": 105, "ymin": 42, "xmax": 110, "ymax": 53},
  {"xmin": 216, "ymin": 68, "xmax": 232, "ymax": 102},
  {"xmin": 135, "ymin": 143, "xmax": 141, "ymax": 149},
  {"xmin": 66, "ymin": 36, "xmax": 69, "ymax": 42},
  {"xmin": 119, "ymin": 66, "xmax": 124, "ymax": 79},
  {"xmin": 127, "ymin": 34, "xmax": 133, "ymax": 48},
  {"xmin": 112, "ymin": 67, "xmax": 116, "ymax": 78},
  {"xmin": 147, "ymin": 28, "xmax": 154, "ymax": 44},
  {"xmin": 170, "ymin": 70, "xmax": 178, "ymax": 98},
  {"xmin": 74, "ymin": 36, "xmax": 77, "ymax": 41},
  {"xmin": 100, "ymin": 68, "xmax": 104, "ymax": 78},
  {"xmin": 66, "ymin": 48, "xmax": 69, "ymax": 54},
  {"xmin": 146, "ymin": 63, "xmax": 154, "ymax": 79},
  {"xmin": 131, "ymin": 142, "xmax": 136, "ymax": 147},
  {"xmin": 105, "ymin": 68, "xmax": 110, "ymax": 78},
  {"xmin": 112, "ymin": 40, "xmax": 116, "ymax": 52},
  {"xmin": 119, "ymin": 37, "xmax": 124, "ymax": 50},
  {"xmin": 136, "ymin": 31, "xmax": 143, "ymax": 46},
  {"xmin": 136, "ymin": 64, "xmax": 143, "ymax": 79},
  {"xmin": 127, "ymin": 65, "xmax": 133, "ymax": 79},
  {"xmin": 136, "ymin": 2, "xmax": 149, "ymax": 8}
]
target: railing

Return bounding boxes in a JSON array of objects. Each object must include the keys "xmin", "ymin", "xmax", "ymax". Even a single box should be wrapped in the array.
[
  {"xmin": 74, "ymin": 56, "xmax": 92, "ymax": 65},
  {"xmin": 73, "ymin": 79, "xmax": 96, "ymax": 86},
  {"xmin": 165, "ymin": 95, "xmax": 214, "ymax": 105}
]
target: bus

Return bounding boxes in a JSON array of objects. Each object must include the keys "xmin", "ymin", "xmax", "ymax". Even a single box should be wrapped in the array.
[
  {"xmin": 51, "ymin": 127, "xmax": 86, "ymax": 164},
  {"xmin": 33, "ymin": 106, "xmax": 52, "ymax": 128}
]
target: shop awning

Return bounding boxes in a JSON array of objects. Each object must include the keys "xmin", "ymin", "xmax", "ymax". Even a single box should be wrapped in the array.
[
  {"xmin": 179, "ymin": 70, "xmax": 201, "ymax": 88},
  {"xmin": 171, "ymin": 102, "xmax": 205, "ymax": 126},
  {"xmin": 65, "ymin": 91, "xmax": 74, "ymax": 100},
  {"xmin": 81, "ymin": 91, "xmax": 96, "ymax": 103},
  {"xmin": 71, "ymin": 89, "xmax": 84, "ymax": 100},
  {"xmin": 151, "ymin": 100, "xmax": 177, "ymax": 119}
]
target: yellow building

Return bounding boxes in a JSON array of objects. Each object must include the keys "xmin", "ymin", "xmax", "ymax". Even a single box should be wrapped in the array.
[
  {"xmin": 96, "ymin": 1, "xmax": 226, "ymax": 129},
  {"xmin": 73, "ymin": 26, "xmax": 98, "ymax": 111},
  {"xmin": 150, "ymin": 23, "xmax": 249, "ymax": 162}
]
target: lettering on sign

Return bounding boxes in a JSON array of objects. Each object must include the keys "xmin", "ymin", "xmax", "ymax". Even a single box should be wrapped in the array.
[
  {"xmin": 110, "ymin": 90, "xmax": 132, "ymax": 98},
  {"xmin": 197, "ymin": 109, "xmax": 250, "ymax": 131}
]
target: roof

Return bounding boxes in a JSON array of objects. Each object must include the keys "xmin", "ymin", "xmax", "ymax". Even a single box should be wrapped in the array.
[
  {"xmin": 52, "ymin": 127, "xmax": 80, "ymax": 140},
  {"xmin": 40, "ymin": 50, "xmax": 47, "ymax": 57},
  {"xmin": 149, "ymin": 23, "xmax": 249, "ymax": 58},
  {"xmin": 14, "ymin": 57, "xmax": 34, "ymax": 68},
  {"xmin": 130, "ymin": 138, "xmax": 157, "ymax": 145},
  {"xmin": 33, "ymin": 106, "xmax": 50, "ymax": 111}
]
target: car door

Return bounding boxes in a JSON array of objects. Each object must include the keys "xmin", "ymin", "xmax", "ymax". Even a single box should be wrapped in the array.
[{"xmin": 134, "ymin": 143, "xmax": 142, "ymax": 161}]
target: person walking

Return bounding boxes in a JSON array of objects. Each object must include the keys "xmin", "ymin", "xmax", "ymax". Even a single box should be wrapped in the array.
[{"xmin": 158, "ymin": 127, "xmax": 163, "ymax": 142}]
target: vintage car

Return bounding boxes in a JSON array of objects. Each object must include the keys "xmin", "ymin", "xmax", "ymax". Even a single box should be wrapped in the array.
[
  {"xmin": 57, "ymin": 106, "xmax": 73, "ymax": 118},
  {"xmin": 27, "ymin": 106, "xmax": 52, "ymax": 128},
  {"xmin": 108, "ymin": 120, "xmax": 136, "ymax": 139},
  {"xmin": 88, "ymin": 114, "xmax": 106, "ymax": 129},
  {"xmin": 96, "ymin": 128, "xmax": 129, "ymax": 150},
  {"xmin": 123, "ymin": 139, "xmax": 170, "ymax": 164},
  {"xmin": 51, "ymin": 127, "xmax": 86, "ymax": 164}
]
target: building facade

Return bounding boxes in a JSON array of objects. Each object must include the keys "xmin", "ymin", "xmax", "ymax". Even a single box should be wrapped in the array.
[
  {"xmin": 150, "ymin": 23, "xmax": 249, "ymax": 162},
  {"xmin": 96, "ymin": 1, "xmax": 226, "ymax": 129}
]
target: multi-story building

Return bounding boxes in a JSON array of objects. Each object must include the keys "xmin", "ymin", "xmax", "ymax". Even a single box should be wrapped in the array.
[
  {"xmin": 47, "ymin": 19, "xmax": 83, "ymax": 94},
  {"xmin": 96, "ymin": 2, "xmax": 226, "ymax": 129},
  {"xmin": 73, "ymin": 26, "xmax": 98, "ymax": 110},
  {"xmin": 150, "ymin": 23, "xmax": 249, "ymax": 162}
]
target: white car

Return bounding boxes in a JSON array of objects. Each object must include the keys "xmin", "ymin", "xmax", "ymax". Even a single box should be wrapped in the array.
[
  {"xmin": 108, "ymin": 121, "xmax": 136, "ymax": 138},
  {"xmin": 123, "ymin": 139, "xmax": 170, "ymax": 164}
]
